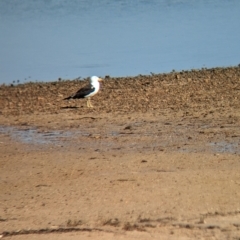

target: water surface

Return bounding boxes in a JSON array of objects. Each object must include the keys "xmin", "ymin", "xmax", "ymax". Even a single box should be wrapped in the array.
[{"xmin": 0, "ymin": 0, "xmax": 240, "ymax": 84}]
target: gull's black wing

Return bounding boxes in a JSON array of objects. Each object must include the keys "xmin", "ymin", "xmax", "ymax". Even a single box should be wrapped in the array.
[
  {"xmin": 64, "ymin": 83, "xmax": 95, "ymax": 100},
  {"xmin": 73, "ymin": 85, "xmax": 95, "ymax": 98}
]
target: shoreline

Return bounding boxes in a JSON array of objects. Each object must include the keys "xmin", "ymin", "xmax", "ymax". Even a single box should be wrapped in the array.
[
  {"xmin": 0, "ymin": 66, "xmax": 240, "ymax": 117},
  {"xmin": 1, "ymin": 65, "xmax": 239, "ymax": 86}
]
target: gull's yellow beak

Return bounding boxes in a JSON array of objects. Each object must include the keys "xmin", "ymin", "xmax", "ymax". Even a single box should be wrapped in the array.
[{"xmin": 98, "ymin": 77, "xmax": 103, "ymax": 82}]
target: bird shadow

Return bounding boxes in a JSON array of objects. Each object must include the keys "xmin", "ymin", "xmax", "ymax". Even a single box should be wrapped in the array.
[{"xmin": 60, "ymin": 106, "xmax": 80, "ymax": 109}]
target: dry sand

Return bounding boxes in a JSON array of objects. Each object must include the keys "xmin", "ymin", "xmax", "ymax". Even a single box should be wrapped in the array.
[{"xmin": 1, "ymin": 66, "xmax": 240, "ymax": 239}]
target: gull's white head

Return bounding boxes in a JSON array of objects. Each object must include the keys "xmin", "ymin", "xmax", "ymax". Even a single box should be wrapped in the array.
[{"xmin": 90, "ymin": 76, "xmax": 102, "ymax": 84}]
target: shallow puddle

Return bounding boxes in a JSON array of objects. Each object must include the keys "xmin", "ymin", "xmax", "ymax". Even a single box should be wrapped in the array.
[
  {"xmin": 0, "ymin": 125, "xmax": 239, "ymax": 154},
  {"xmin": 209, "ymin": 141, "xmax": 239, "ymax": 154},
  {"xmin": 0, "ymin": 126, "xmax": 75, "ymax": 145}
]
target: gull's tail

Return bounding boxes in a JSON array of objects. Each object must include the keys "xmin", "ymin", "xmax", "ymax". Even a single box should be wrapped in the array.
[{"xmin": 63, "ymin": 96, "xmax": 72, "ymax": 100}]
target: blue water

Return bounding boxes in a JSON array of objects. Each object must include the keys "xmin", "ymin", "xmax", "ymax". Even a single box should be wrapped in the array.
[{"xmin": 0, "ymin": 0, "xmax": 240, "ymax": 84}]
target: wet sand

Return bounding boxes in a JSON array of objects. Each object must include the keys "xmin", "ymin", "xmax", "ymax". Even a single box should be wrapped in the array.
[{"xmin": 1, "ymin": 67, "xmax": 240, "ymax": 239}]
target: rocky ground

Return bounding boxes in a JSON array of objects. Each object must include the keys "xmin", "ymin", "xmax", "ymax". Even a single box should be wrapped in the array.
[{"xmin": 0, "ymin": 66, "xmax": 240, "ymax": 239}]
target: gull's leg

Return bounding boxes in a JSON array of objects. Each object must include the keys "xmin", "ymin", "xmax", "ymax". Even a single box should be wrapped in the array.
[
  {"xmin": 89, "ymin": 98, "xmax": 93, "ymax": 108},
  {"xmin": 86, "ymin": 98, "xmax": 93, "ymax": 108}
]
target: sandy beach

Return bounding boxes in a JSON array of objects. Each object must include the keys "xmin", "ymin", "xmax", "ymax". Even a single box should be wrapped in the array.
[{"xmin": 1, "ymin": 66, "xmax": 240, "ymax": 239}]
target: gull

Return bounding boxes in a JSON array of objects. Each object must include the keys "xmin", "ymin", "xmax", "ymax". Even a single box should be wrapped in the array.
[{"xmin": 64, "ymin": 76, "xmax": 103, "ymax": 108}]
